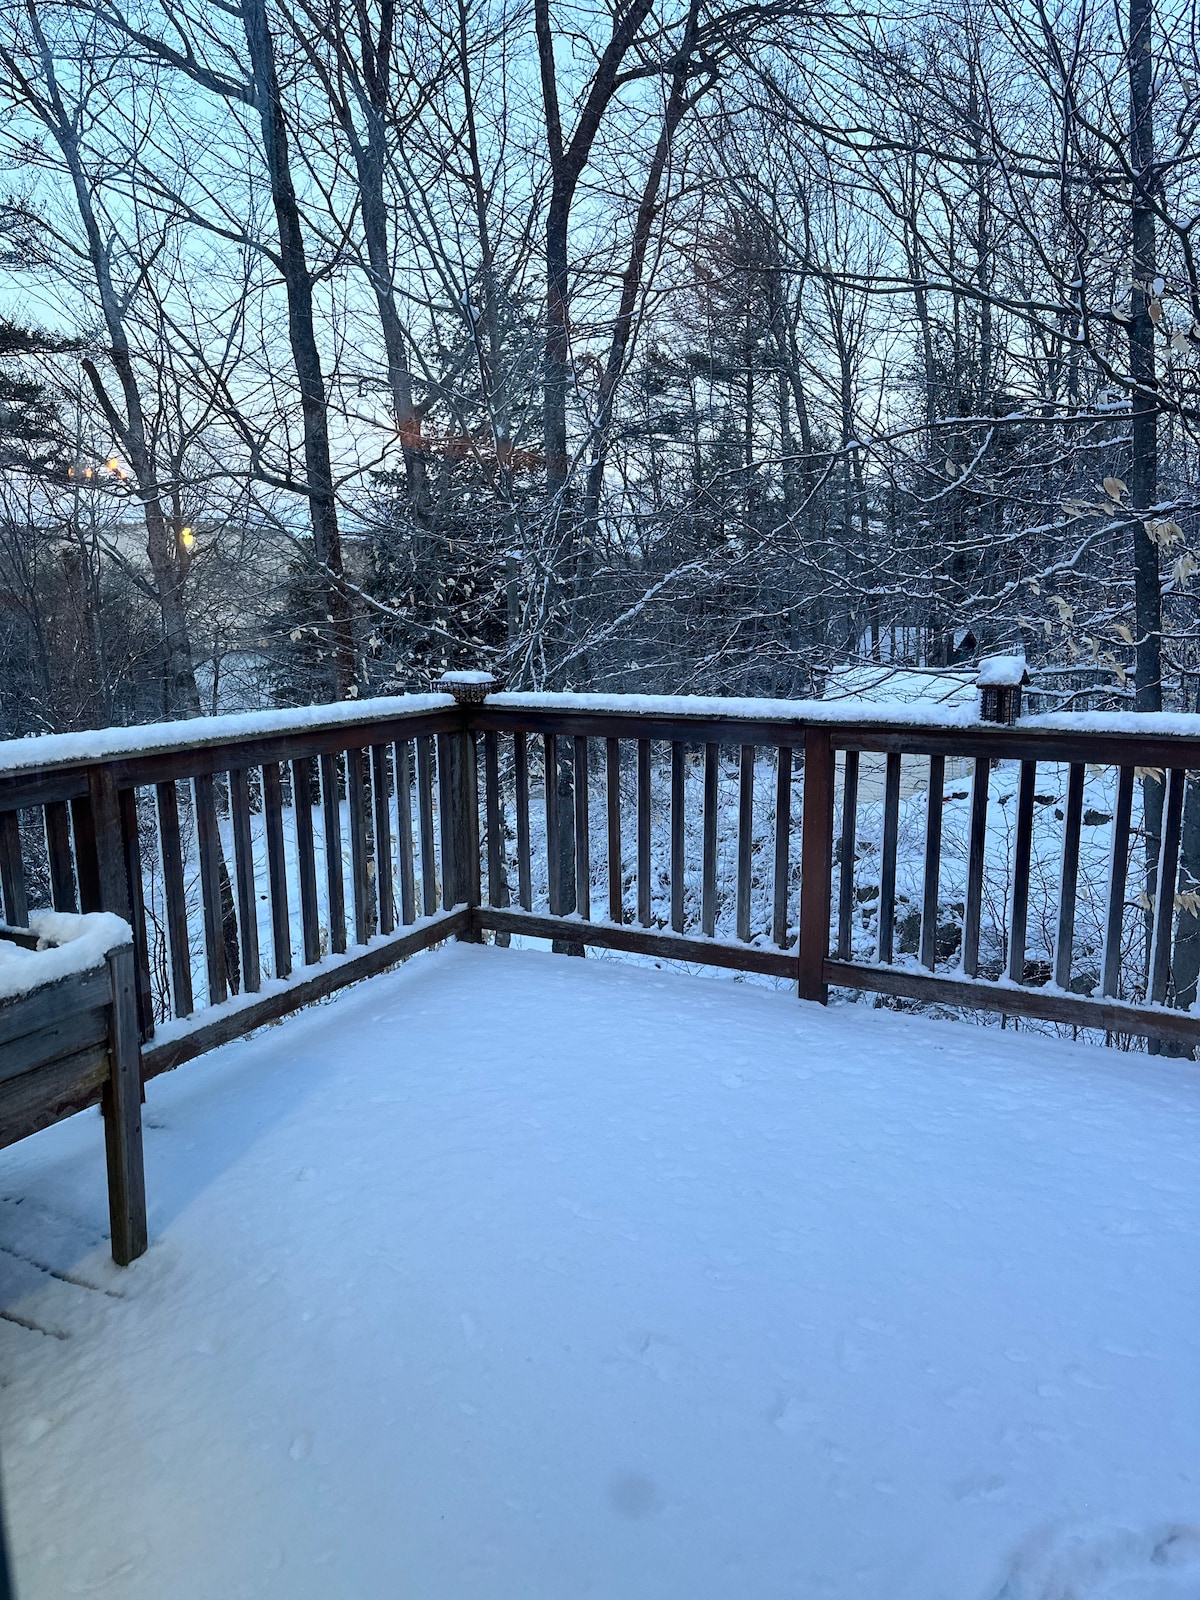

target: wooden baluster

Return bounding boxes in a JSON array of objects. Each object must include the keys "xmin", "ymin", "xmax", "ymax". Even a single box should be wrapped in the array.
[
  {"xmin": 574, "ymin": 735, "xmax": 591, "ymax": 920},
  {"xmin": 1006, "ymin": 760, "xmax": 1037, "ymax": 985},
  {"xmin": 437, "ymin": 733, "xmax": 456, "ymax": 908},
  {"xmin": 193, "ymin": 773, "xmax": 228, "ymax": 1005},
  {"xmin": 371, "ymin": 744, "xmax": 394, "ymax": 936},
  {"xmin": 416, "ymin": 734, "xmax": 438, "ymax": 916},
  {"xmin": 70, "ymin": 794, "xmax": 102, "ymax": 912},
  {"xmin": 798, "ymin": 727, "xmax": 835, "ymax": 1002},
  {"xmin": 483, "ymin": 730, "xmax": 510, "ymax": 920},
  {"xmin": 670, "ymin": 741, "xmax": 685, "ymax": 933},
  {"xmin": 514, "ymin": 731, "xmax": 532, "ymax": 912},
  {"xmin": 637, "ymin": 738, "xmax": 652, "ymax": 927},
  {"xmin": 876, "ymin": 752, "xmax": 902, "ymax": 964},
  {"xmin": 320, "ymin": 753, "xmax": 347, "ymax": 952},
  {"xmin": 44, "ymin": 800, "xmax": 77, "ymax": 912},
  {"xmin": 961, "ymin": 756, "xmax": 990, "ymax": 979},
  {"xmin": 606, "ymin": 736, "xmax": 622, "ymax": 924},
  {"xmin": 545, "ymin": 732, "xmax": 562, "ymax": 916},
  {"xmin": 463, "ymin": 727, "xmax": 482, "ymax": 927},
  {"xmin": 1148, "ymin": 767, "xmax": 1186, "ymax": 1005},
  {"xmin": 393, "ymin": 741, "xmax": 417, "ymax": 927},
  {"xmin": 836, "ymin": 749, "xmax": 860, "ymax": 961},
  {"xmin": 347, "ymin": 747, "xmax": 374, "ymax": 939},
  {"xmin": 0, "ymin": 809, "xmax": 27, "ymax": 926},
  {"xmin": 918, "ymin": 754, "xmax": 944, "ymax": 971},
  {"xmin": 118, "ymin": 786, "xmax": 154, "ymax": 1037},
  {"xmin": 262, "ymin": 761, "xmax": 292, "ymax": 978},
  {"xmin": 772, "ymin": 746, "xmax": 793, "ymax": 948},
  {"xmin": 229, "ymin": 768, "xmax": 261, "ymax": 993},
  {"xmin": 292, "ymin": 758, "xmax": 322, "ymax": 962},
  {"xmin": 1101, "ymin": 766, "xmax": 1135, "ymax": 998},
  {"xmin": 736, "ymin": 744, "xmax": 754, "ymax": 943},
  {"xmin": 483, "ymin": 729, "xmax": 499, "ymax": 908},
  {"xmin": 155, "ymin": 780, "xmax": 194, "ymax": 1017},
  {"xmin": 1054, "ymin": 763, "xmax": 1085, "ymax": 991},
  {"xmin": 701, "ymin": 743, "xmax": 718, "ymax": 938},
  {"xmin": 482, "ymin": 730, "xmax": 501, "ymax": 907}
]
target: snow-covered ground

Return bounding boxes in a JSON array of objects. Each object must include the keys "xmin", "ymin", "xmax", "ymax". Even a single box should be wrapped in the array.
[{"xmin": 0, "ymin": 946, "xmax": 1197, "ymax": 1599}]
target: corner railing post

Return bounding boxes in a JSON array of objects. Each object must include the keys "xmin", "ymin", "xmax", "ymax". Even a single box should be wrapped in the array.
[
  {"xmin": 440, "ymin": 674, "xmax": 491, "ymax": 942},
  {"xmin": 86, "ymin": 764, "xmax": 131, "ymax": 922},
  {"xmin": 798, "ymin": 726, "xmax": 834, "ymax": 1003}
]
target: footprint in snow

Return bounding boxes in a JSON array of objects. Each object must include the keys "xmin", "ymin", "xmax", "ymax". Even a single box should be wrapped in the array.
[
  {"xmin": 769, "ymin": 1393, "xmax": 811, "ymax": 1435},
  {"xmin": 988, "ymin": 1522, "xmax": 1200, "ymax": 1599}
]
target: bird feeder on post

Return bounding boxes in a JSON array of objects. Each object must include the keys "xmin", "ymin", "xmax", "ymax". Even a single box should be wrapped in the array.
[
  {"xmin": 977, "ymin": 654, "xmax": 1030, "ymax": 725},
  {"xmin": 438, "ymin": 669, "xmax": 502, "ymax": 706}
]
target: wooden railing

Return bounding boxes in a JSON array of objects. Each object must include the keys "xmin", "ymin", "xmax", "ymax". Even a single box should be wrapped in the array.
[{"xmin": 2, "ymin": 689, "xmax": 1200, "ymax": 1069}]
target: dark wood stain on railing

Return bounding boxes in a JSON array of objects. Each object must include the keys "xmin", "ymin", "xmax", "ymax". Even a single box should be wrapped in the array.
[
  {"xmin": 292, "ymin": 758, "xmax": 322, "ymax": 964},
  {"xmin": 5, "ymin": 692, "xmax": 1200, "ymax": 1084},
  {"xmin": 394, "ymin": 741, "xmax": 417, "ymax": 929},
  {"xmin": 798, "ymin": 727, "xmax": 834, "ymax": 1004},
  {"xmin": 347, "ymin": 747, "xmax": 373, "ymax": 943},
  {"xmin": 321, "ymin": 752, "xmax": 348, "ymax": 953},
  {"xmin": 736, "ymin": 744, "xmax": 754, "ymax": 944},
  {"xmin": 772, "ymin": 746, "xmax": 792, "ymax": 949},
  {"xmin": 416, "ymin": 735, "xmax": 438, "ymax": 917},
  {"xmin": 575, "ymin": 735, "xmax": 591, "ymax": 921},
  {"xmin": 837, "ymin": 748, "xmax": 858, "ymax": 962},
  {"xmin": 701, "ymin": 742, "xmax": 718, "ymax": 939},
  {"xmin": 1006, "ymin": 760, "xmax": 1037, "ymax": 985},
  {"xmin": 1053, "ymin": 763, "xmax": 1085, "ymax": 990},
  {"xmin": 44, "ymin": 799, "xmax": 77, "ymax": 913},
  {"xmin": 371, "ymin": 745, "xmax": 394, "ymax": 938},
  {"xmin": 1149, "ymin": 768, "xmax": 1186, "ymax": 1005},
  {"xmin": 606, "ymin": 736, "xmax": 622, "ymax": 924},
  {"xmin": 669, "ymin": 742, "xmax": 685, "ymax": 934},
  {"xmin": 262, "ymin": 761, "xmax": 292, "ymax": 980},
  {"xmin": 918, "ymin": 753, "xmax": 943, "ymax": 971},
  {"xmin": 514, "ymin": 732, "xmax": 532, "ymax": 912},
  {"xmin": 229, "ymin": 767, "xmax": 261, "ymax": 994},
  {"xmin": 637, "ymin": 738, "xmax": 651, "ymax": 928},
  {"xmin": 193, "ymin": 773, "xmax": 228, "ymax": 1006},
  {"xmin": 876, "ymin": 751, "xmax": 902, "ymax": 965},
  {"xmin": 1101, "ymin": 766, "xmax": 1135, "ymax": 998},
  {"xmin": 961, "ymin": 757, "xmax": 990, "ymax": 979},
  {"xmin": 155, "ymin": 779, "xmax": 194, "ymax": 1016}
]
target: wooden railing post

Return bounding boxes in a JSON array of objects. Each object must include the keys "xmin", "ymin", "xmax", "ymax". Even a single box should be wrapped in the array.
[
  {"xmin": 798, "ymin": 727, "xmax": 834, "ymax": 1003},
  {"xmin": 104, "ymin": 942, "xmax": 148, "ymax": 1264},
  {"xmin": 86, "ymin": 764, "xmax": 131, "ymax": 923},
  {"xmin": 438, "ymin": 683, "xmax": 486, "ymax": 941}
]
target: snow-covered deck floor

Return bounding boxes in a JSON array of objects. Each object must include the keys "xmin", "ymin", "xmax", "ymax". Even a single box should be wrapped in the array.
[{"xmin": 1, "ymin": 947, "xmax": 1198, "ymax": 1599}]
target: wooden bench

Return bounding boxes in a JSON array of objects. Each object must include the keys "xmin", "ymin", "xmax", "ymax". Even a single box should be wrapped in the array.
[{"xmin": 0, "ymin": 915, "xmax": 147, "ymax": 1265}]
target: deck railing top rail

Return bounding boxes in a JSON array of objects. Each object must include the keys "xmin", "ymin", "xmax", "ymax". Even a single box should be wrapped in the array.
[
  {"xmin": 5, "ymin": 690, "xmax": 1200, "ymax": 794},
  {"xmin": 0, "ymin": 693, "xmax": 457, "ymax": 787}
]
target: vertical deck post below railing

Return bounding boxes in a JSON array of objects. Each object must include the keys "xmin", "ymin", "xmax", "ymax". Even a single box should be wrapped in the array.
[
  {"xmin": 439, "ymin": 680, "xmax": 487, "ymax": 941},
  {"xmin": 87, "ymin": 765, "xmax": 131, "ymax": 923},
  {"xmin": 798, "ymin": 728, "xmax": 834, "ymax": 1003}
]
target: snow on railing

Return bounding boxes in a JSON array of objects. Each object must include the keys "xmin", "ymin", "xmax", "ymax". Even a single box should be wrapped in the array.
[{"xmin": 2, "ymin": 688, "xmax": 1200, "ymax": 1071}]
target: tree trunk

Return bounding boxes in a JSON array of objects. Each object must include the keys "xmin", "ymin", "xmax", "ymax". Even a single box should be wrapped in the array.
[
  {"xmin": 1128, "ymin": 0, "xmax": 1161, "ymax": 717},
  {"xmin": 242, "ymin": 0, "xmax": 356, "ymax": 698}
]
